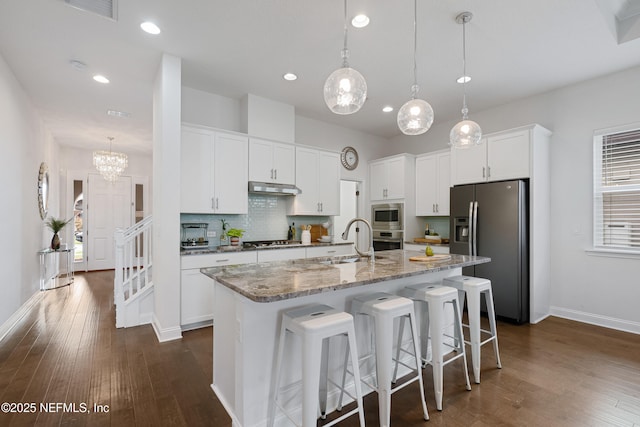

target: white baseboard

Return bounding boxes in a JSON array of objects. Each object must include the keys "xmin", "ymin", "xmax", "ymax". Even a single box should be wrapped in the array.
[
  {"xmin": 0, "ymin": 291, "xmax": 44, "ymax": 343},
  {"xmin": 151, "ymin": 314, "xmax": 183, "ymax": 342},
  {"xmin": 549, "ymin": 306, "xmax": 640, "ymax": 335},
  {"xmin": 211, "ymin": 384, "xmax": 242, "ymax": 427}
]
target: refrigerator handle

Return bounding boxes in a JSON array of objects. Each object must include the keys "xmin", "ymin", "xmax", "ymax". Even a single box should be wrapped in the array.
[
  {"xmin": 468, "ymin": 201, "xmax": 474, "ymax": 255},
  {"xmin": 472, "ymin": 201, "xmax": 479, "ymax": 255}
]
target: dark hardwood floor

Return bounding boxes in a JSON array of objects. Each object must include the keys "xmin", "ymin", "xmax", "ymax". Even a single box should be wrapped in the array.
[{"xmin": 0, "ymin": 271, "xmax": 639, "ymax": 426}]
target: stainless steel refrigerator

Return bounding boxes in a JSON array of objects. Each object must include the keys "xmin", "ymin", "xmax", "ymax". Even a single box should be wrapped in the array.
[{"xmin": 450, "ymin": 180, "xmax": 529, "ymax": 323}]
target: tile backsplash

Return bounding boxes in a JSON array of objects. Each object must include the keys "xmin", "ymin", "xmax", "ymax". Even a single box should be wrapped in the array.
[
  {"xmin": 181, "ymin": 195, "xmax": 329, "ymax": 246},
  {"xmin": 418, "ymin": 216, "xmax": 450, "ymax": 238}
]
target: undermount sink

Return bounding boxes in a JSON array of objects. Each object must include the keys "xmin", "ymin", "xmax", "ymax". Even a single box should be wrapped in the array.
[{"xmin": 316, "ymin": 254, "xmax": 382, "ymax": 265}]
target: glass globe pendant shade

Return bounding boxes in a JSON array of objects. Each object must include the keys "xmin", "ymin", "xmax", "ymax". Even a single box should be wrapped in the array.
[
  {"xmin": 397, "ymin": 98, "xmax": 434, "ymax": 136},
  {"xmin": 449, "ymin": 119, "xmax": 482, "ymax": 149},
  {"xmin": 323, "ymin": 66, "xmax": 367, "ymax": 115}
]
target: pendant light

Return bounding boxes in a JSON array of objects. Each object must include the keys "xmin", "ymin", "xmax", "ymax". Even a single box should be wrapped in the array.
[
  {"xmin": 449, "ymin": 12, "xmax": 482, "ymax": 148},
  {"xmin": 323, "ymin": 0, "xmax": 367, "ymax": 115},
  {"xmin": 397, "ymin": 0, "xmax": 434, "ymax": 136}
]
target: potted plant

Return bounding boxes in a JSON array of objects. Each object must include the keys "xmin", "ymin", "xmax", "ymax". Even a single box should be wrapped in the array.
[
  {"xmin": 46, "ymin": 217, "xmax": 72, "ymax": 250},
  {"xmin": 226, "ymin": 228, "xmax": 244, "ymax": 246}
]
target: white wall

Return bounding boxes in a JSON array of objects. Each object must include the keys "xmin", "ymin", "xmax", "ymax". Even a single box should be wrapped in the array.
[
  {"xmin": 392, "ymin": 65, "xmax": 640, "ymax": 332},
  {"xmin": 0, "ymin": 52, "xmax": 59, "ymax": 328}
]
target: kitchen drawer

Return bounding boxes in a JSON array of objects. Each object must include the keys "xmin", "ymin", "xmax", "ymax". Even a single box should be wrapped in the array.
[
  {"xmin": 181, "ymin": 251, "xmax": 257, "ymax": 270},
  {"xmin": 305, "ymin": 244, "xmax": 354, "ymax": 258},
  {"xmin": 257, "ymin": 247, "xmax": 306, "ymax": 262}
]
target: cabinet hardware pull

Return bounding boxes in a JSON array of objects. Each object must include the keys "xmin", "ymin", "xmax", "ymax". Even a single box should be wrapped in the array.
[
  {"xmin": 211, "ymin": 197, "xmax": 215, "ymax": 209},
  {"xmin": 216, "ymin": 259, "xmax": 230, "ymax": 263},
  {"xmin": 482, "ymin": 167, "xmax": 486, "ymax": 178},
  {"xmin": 216, "ymin": 198, "xmax": 219, "ymax": 209},
  {"xmin": 487, "ymin": 166, "xmax": 491, "ymax": 178},
  {"xmin": 327, "ymin": 250, "xmax": 336, "ymax": 254},
  {"xmin": 320, "ymin": 202, "xmax": 323, "ymax": 212},
  {"xmin": 270, "ymin": 169, "xmax": 273, "ymax": 179},
  {"xmin": 274, "ymin": 169, "xmax": 277, "ymax": 180}
]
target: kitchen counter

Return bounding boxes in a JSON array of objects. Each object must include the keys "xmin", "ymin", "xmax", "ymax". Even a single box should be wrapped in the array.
[
  {"xmin": 204, "ymin": 249, "xmax": 490, "ymax": 427},
  {"xmin": 181, "ymin": 240, "xmax": 351, "ymax": 256},
  {"xmin": 202, "ymin": 250, "xmax": 488, "ymax": 303}
]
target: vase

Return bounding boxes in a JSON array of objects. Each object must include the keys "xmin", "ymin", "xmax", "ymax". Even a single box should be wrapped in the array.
[
  {"xmin": 51, "ymin": 233, "xmax": 60, "ymax": 250},
  {"xmin": 230, "ymin": 236, "xmax": 240, "ymax": 246}
]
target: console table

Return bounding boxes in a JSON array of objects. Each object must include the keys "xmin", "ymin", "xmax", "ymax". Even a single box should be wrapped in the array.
[{"xmin": 38, "ymin": 247, "xmax": 74, "ymax": 291}]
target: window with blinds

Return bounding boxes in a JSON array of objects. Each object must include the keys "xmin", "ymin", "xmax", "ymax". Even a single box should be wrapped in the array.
[{"xmin": 593, "ymin": 126, "xmax": 640, "ymax": 251}]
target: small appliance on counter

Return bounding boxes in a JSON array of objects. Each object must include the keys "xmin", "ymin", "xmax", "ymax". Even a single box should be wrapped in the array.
[{"xmin": 181, "ymin": 223, "xmax": 209, "ymax": 249}]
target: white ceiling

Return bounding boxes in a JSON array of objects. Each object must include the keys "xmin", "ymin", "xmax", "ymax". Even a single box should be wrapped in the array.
[{"xmin": 1, "ymin": 0, "xmax": 640, "ymax": 154}]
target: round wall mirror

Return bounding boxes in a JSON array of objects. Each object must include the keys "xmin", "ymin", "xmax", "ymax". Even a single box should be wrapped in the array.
[{"xmin": 38, "ymin": 162, "xmax": 49, "ymax": 220}]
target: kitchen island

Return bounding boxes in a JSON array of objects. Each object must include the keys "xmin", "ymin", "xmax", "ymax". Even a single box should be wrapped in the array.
[{"xmin": 201, "ymin": 250, "xmax": 490, "ymax": 427}]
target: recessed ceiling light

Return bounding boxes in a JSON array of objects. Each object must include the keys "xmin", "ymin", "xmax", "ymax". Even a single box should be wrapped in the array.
[
  {"xmin": 283, "ymin": 73, "xmax": 298, "ymax": 81},
  {"xmin": 382, "ymin": 106, "xmax": 394, "ymax": 113},
  {"xmin": 140, "ymin": 21, "xmax": 161, "ymax": 35},
  {"xmin": 93, "ymin": 74, "xmax": 110, "ymax": 84},
  {"xmin": 352, "ymin": 14, "xmax": 370, "ymax": 28},
  {"xmin": 457, "ymin": 75, "xmax": 471, "ymax": 84}
]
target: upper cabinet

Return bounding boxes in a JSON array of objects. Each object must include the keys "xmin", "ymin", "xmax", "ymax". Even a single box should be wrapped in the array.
[
  {"xmin": 181, "ymin": 125, "xmax": 249, "ymax": 214},
  {"xmin": 248, "ymin": 138, "xmax": 295, "ymax": 184},
  {"xmin": 289, "ymin": 147, "xmax": 340, "ymax": 215},
  {"xmin": 370, "ymin": 155, "xmax": 413, "ymax": 201},
  {"xmin": 450, "ymin": 125, "xmax": 547, "ymax": 186},
  {"xmin": 415, "ymin": 151, "xmax": 450, "ymax": 216}
]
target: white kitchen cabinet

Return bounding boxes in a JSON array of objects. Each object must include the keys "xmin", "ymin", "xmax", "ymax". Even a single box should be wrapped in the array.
[
  {"xmin": 415, "ymin": 151, "xmax": 450, "ymax": 216},
  {"xmin": 305, "ymin": 244, "xmax": 354, "ymax": 258},
  {"xmin": 248, "ymin": 138, "xmax": 295, "ymax": 184},
  {"xmin": 181, "ymin": 268, "xmax": 215, "ymax": 326},
  {"xmin": 289, "ymin": 147, "xmax": 340, "ymax": 215},
  {"xmin": 180, "ymin": 125, "xmax": 248, "ymax": 214},
  {"xmin": 370, "ymin": 154, "xmax": 413, "ymax": 201},
  {"xmin": 257, "ymin": 247, "xmax": 306, "ymax": 262},
  {"xmin": 450, "ymin": 126, "xmax": 535, "ymax": 186},
  {"xmin": 180, "ymin": 251, "xmax": 257, "ymax": 328}
]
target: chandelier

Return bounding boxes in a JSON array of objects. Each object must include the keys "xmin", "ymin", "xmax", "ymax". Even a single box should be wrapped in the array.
[{"xmin": 93, "ymin": 137, "xmax": 128, "ymax": 182}]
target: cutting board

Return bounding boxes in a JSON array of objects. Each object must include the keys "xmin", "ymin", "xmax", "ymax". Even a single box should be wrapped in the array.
[
  {"xmin": 409, "ymin": 255, "xmax": 451, "ymax": 262},
  {"xmin": 309, "ymin": 224, "xmax": 328, "ymax": 242},
  {"xmin": 414, "ymin": 237, "xmax": 442, "ymax": 244}
]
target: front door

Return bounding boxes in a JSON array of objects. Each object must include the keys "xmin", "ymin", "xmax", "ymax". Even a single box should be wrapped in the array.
[{"xmin": 87, "ymin": 173, "xmax": 132, "ymax": 270}]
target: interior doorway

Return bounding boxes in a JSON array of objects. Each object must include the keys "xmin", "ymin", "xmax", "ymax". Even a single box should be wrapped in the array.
[{"xmin": 334, "ymin": 180, "xmax": 362, "ymax": 247}]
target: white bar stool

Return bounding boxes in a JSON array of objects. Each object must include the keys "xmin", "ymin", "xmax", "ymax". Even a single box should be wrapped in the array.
[
  {"xmin": 269, "ymin": 304, "xmax": 365, "ymax": 427},
  {"xmin": 338, "ymin": 292, "xmax": 429, "ymax": 427},
  {"xmin": 401, "ymin": 283, "xmax": 471, "ymax": 411},
  {"xmin": 443, "ymin": 275, "xmax": 502, "ymax": 383}
]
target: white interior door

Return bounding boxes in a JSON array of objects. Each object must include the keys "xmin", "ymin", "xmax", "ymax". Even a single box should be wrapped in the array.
[{"xmin": 87, "ymin": 174, "xmax": 132, "ymax": 271}]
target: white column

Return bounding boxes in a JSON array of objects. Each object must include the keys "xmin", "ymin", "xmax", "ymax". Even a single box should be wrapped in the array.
[{"xmin": 151, "ymin": 53, "xmax": 182, "ymax": 342}]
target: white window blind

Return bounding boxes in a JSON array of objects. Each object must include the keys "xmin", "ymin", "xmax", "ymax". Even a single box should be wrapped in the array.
[{"xmin": 593, "ymin": 126, "xmax": 640, "ymax": 252}]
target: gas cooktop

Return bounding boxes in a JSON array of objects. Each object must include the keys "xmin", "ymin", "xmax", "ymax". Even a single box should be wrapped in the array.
[{"xmin": 242, "ymin": 240, "xmax": 302, "ymax": 248}]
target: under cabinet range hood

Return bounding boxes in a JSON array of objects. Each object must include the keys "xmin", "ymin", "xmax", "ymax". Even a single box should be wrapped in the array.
[{"xmin": 248, "ymin": 181, "xmax": 301, "ymax": 196}]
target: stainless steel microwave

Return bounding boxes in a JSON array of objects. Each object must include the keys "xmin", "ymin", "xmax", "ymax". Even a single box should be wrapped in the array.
[{"xmin": 371, "ymin": 203, "xmax": 403, "ymax": 230}]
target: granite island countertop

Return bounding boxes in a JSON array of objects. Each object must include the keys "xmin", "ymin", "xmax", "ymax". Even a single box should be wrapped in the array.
[{"xmin": 201, "ymin": 249, "xmax": 490, "ymax": 303}]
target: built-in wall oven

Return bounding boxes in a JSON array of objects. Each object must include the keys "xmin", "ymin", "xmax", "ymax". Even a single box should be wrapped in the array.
[{"xmin": 371, "ymin": 203, "xmax": 404, "ymax": 251}]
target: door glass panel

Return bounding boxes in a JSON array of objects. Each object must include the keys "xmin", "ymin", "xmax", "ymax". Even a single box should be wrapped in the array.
[{"xmin": 73, "ymin": 180, "xmax": 83, "ymax": 262}]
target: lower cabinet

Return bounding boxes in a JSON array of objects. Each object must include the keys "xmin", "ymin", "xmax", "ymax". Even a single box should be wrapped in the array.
[
  {"xmin": 305, "ymin": 244, "xmax": 354, "ymax": 258},
  {"xmin": 181, "ymin": 269, "xmax": 216, "ymax": 327},
  {"xmin": 180, "ymin": 251, "xmax": 257, "ymax": 328}
]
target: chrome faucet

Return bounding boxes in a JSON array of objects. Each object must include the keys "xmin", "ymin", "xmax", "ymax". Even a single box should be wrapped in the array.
[{"xmin": 341, "ymin": 218, "xmax": 375, "ymax": 262}]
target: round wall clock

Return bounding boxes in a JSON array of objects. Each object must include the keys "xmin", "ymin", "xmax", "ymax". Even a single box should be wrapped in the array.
[{"xmin": 340, "ymin": 146, "xmax": 359, "ymax": 170}]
